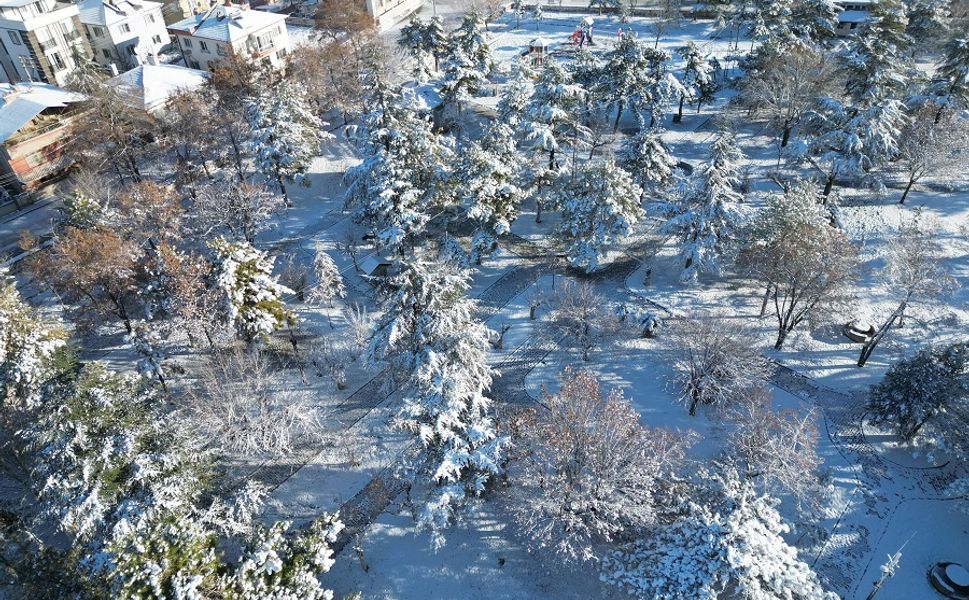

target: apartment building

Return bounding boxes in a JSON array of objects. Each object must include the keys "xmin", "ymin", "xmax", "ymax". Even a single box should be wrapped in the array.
[
  {"xmin": 361, "ymin": 0, "xmax": 422, "ymax": 31},
  {"xmin": 78, "ymin": 0, "xmax": 169, "ymax": 70},
  {"xmin": 0, "ymin": 0, "xmax": 92, "ymax": 85},
  {"xmin": 0, "ymin": 81, "xmax": 85, "ymax": 195},
  {"xmin": 168, "ymin": 2, "xmax": 288, "ymax": 71}
]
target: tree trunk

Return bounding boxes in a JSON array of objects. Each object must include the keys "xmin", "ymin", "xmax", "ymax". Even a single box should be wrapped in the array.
[
  {"xmin": 774, "ymin": 326, "xmax": 788, "ymax": 350},
  {"xmin": 688, "ymin": 389, "xmax": 700, "ymax": 415},
  {"xmin": 759, "ymin": 283, "xmax": 772, "ymax": 317},
  {"xmin": 674, "ymin": 95, "xmax": 684, "ymax": 123},
  {"xmin": 822, "ymin": 172, "xmax": 835, "ymax": 199},
  {"xmin": 781, "ymin": 125, "xmax": 791, "ymax": 148},
  {"xmin": 613, "ymin": 100, "xmax": 624, "ymax": 133},
  {"xmin": 899, "ymin": 177, "xmax": 915, "ymax": 204},
  {"xmin": 858, "ymin": 300, "xmax": 907, "ymax": 367}
]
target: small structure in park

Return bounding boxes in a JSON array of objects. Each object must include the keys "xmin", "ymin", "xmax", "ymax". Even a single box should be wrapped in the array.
[
  {"xmin": 526, "ymin": 38, "xmax": 549, "ymax": 66},
  {"xmin": 360, "ymin": 256, "xmax": 392, "ymax": 280}
]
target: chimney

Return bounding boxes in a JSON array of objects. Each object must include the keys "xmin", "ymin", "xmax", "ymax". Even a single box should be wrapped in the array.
[{"xmin": 109, "ymin": 63, "xmax": 119, "ymax": 76}]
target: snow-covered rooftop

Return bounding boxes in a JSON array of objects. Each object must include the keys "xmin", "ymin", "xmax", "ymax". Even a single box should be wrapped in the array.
[
  {"xmin": 0, "ymin": 82, "xmax": 85, "ymax": 143},
  {"xmin": 107, "ymin": 63, "xmax": 209, "ymax": 112},
  {"xmin": 168, "ymin": 3, "xmax": 286, "ymax": 42},
  {"xmin": 77, "ymin": 0, "xmax": 162, "ymax": 27},
  {"xmin": 838, "ymin": 10, "xmax": 869, "ymax": 23}
]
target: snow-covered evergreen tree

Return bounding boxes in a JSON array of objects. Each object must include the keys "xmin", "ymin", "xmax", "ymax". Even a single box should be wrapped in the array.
[
  {"xmin": 618, "ymin": 125, "xmax": 679, "ymax": 193},
  {"xmin": 368, "ymin": 261, "xmax": 505, "ymax": 545},
  {"xmin": 522, "ymin": 61, "xmax": 589, "ymax": 171},
  {"xmin": 603, "ymin": 465, "xmax": 837, "ymax": 599},
  {"xmin": 842, "ymin": 0, "xmax": 912, "ymax": 106},
  {"xmin": 496, "ymin": 67, "xmax": 531, "ymax": 128},
  {"xmin": 210, "ymin": 238, "xmax": 294, "ymax": 344},
  {"xmin": 459, "ymin": 122, "xmax": 523, "ymax": 235},
  {"xmin": 440, "ymin": 46, "xmax": 488, "ymax": 109},
  {"xmin": 600, "ymin": 33, "xmax": 661, "ymax": 131},
  {"xmin": 789, "ymin": 0, "xmax": 841, "ymax": 45},
  {"xmin": 674, "ymin": 42, "xmax": 714, "ymax": 122},
  {"xmin": 553, "ymin": 158, "xmax": 644, "ymax": 272},
  {"xmin": 58, "ymin": 190, "xmax": 114, "ymax": 230},
  {"xmin": 344, "ymin": 90, "xmax": 453, "ymax": 251},
  {"xmin": 425, "ymin": 16, "xmax": 449, "ymax": 72},
  {"xmin": 245, "ymin": 81, "xmax": 325, "ymax": 203},
  {"xmin": 928, "ymin": 36, "xmax": 969, "ymax": 121},
  {"xmin": 307, "ymin": 242, "xmax": 346, "ymax": 307},
  {"xmin": 0, "ymin": 269, "xmax": 67, "ymax": 405},
  {"xmin": 451, "ymin": 11, "xmax": 492, "ymax": 74},
  {"xmin": 905, "ymin": 0, "xmax": 949, "ymax": 55},
  {"xmin": 797, "ymin": 96, "xmax": 907, "ymax": 196},
  {"xmin": 868, "ymin": 342, "xmax": 968, "ymax": 451},
  {"xmin": 658, "ymin": 129, "xmax": 746, "ymax": 281},
  {"xmin": 398, "ymin": 17, "xmax": 434, "ymax": 81}
]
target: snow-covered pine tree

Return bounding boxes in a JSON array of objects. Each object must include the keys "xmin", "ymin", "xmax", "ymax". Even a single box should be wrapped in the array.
[
  {"xmin": 307, "ymin": 242, "xmax": 346, "ymax": 308},
  {"xmin": 600, "ymin": 33, "xmax": 662, "ymax": 132},
  {"xmin": 658, "ymin": 129, "xmax": 746, "ymax": 281},
  {"xmin": 867, "ymin": 342, "xmax": 967, "ymax": 448},
  {"xmin": 245, "ymin": 81, "xmax": 326, "ymax": 204},
  {"xmin": 842, "ymin": 0, "xmax": 913, "ymax": 106},
  {"xmin": 344, "ymin": 89, "xmax": 453, "ymax": 252},
  {"xmin": 589, "ymin": 0, "xmax": 622, "ymax": 14},
  {"xmin": 367, "ymin": 261, "xmax": 505, "ymax": 545},
  {"xmin": 210, "ymin": 238, "xmax": 294, "ymax": 344},
  {"xmin": 602, "ymin": 465, "xmax": 837, "ymax": 599},
  {"xmin": 751, "ymin": 0, "xmax": 794, "ymax": 43},
  {"xmin": 440, "ymin": 46, "xmax": 488, "ymax": 110},
  {"xmin": 797, "ymin": 95, "xmax": 907, "ymax": 196},
  {"xmin": 618, "ymin": 125, "xmax": 679, "ymax": 194},
  {"xmin": 553, "ymin": 158, "xmax": 644, "ymax": 272},
  {"xmin": 0, "ymin": 269, "xmax": 67, "ymax": 406},
  {"xmin": 674, "ymin": 42, "xmax": 714, "ymax": 122},
  {"xmin": 460, "ymin": 122, "xmax": 523, "ymax": 236},
  {"xmin": 929, "ymin": 36, "xmax": 969, "ymax": 122},
  {"xmin": 789, "ymin": 0, "xmax": 841, "ymax": 45},
  {"xmin": 451, "ymin": 11, "xmax": 492, "ymax": 74},
  {"xmin": 425, "ymin": 15, "xmax": 448, "ymax": 72},
  {"xmin": 905, "ymin": 0, "xmax": 949, "ymax": 56},
  {"xmin": 21, "ymin": 358, "xmax": 346, "ymax": 598},
  {"xmin": 497, "ymin": 67, "xmax": 531, "ymax": 128},
  {"xmin": 520, "ymin": 62, "xmax": 590, "ymax": 223},
  {"xmin": 58, "ymin": 190, "xmax": 114, "ymax": 230},
  {"xmin": 398, "ymin": 17, "xmax": 434, "ymax": 81}
]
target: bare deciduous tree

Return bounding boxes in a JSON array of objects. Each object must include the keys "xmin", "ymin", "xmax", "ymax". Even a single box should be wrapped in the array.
[
  {"xmin": 895, "ymin": 107, "xmax": 969, "ymax": 204},
  {"xmin": 858, "ymin": 211, "xmax": 957, "ymax": 367},
  {"xmin": 725, "ymin": 386, "xmax": 823, "ymax": 510},
  {"xmin": 548, "ymin": 281, "xmax": 614, "ymax": 361},
  {"xmin": 193, "ymin": 179, "xmax": 284, "ymax": 243},
  {"xmin": 670, "ymin": 317, "xmax": 768, "ymax": 416},
  {"xmin": 181, "ymin": 348, "xmax": 322, "ymax": 456},
  {"xmin": 508, "ymin": 368, "xmax": 694, "ymax": 562}
]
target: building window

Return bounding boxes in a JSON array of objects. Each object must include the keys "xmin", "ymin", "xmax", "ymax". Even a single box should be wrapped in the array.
[
  {"xmin": 94, "ymin": 26, "xmax": 104, "ymax": 37},
  {"xmin": 145, "ymin": 13, "xmax": 155, "ymax": 23},
  {"xmin": 217, "ymin": 43, "xmax": 226, "ymax": 56},
  {"xmin": 199, "ymin": 40, "xmax": 208, "ymax": 52},
  {"xmin": 119, "ymin": 23, "xmax": 131, "ymax": 33},
  {"xmin": 50, "ymin": 52, "xmax": 65, "ymax": 69},
  {"xmin": 102, "ymin": 48, "xmax": 110, "ymax": 58},
  {"xmin": 183, "ymin": 37, "xmax": 192, "ymax": 47},
  {"xmin": 7, "ymin": 30, "xmax": 20, "ymax": 45},
  {"xmin": 152, "ymin": 34, "xmax": 162, "ymax": 44}
]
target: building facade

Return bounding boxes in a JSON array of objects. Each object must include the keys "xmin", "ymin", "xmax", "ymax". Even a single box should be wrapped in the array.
[
  {"xmin": 78, "ymin": 0, "xmax": 169, "ymax": 70},
  {"xmin": 0, "ymin": 81, "xmax": 85, "ymax": 195},
  {"xmin": 0, "ymin": 0, "xmax": 92, "ymax": 86},
  {"xmin": 362, "ymin": 0, "xmax": 421, "ymax": 31},
  {"xmin": 168, "ymin": 2, "xmax": 288, "ymax": 71}
]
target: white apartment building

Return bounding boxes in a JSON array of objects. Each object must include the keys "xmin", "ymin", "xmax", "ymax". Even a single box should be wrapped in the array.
[
  {"xmin": 78, "ymin": 0, "xmax": 169, "ymax": 70},
  {"xmin": 361, "ymin": 0, "xmax": 422, "ymax": 31},
  {"xmin": 168, "ymin": 2, "xmax": 288, "ymax": 71},
  {"xmin": 0, "ymin": 0, "xmax": 92, "ymax": 85}
]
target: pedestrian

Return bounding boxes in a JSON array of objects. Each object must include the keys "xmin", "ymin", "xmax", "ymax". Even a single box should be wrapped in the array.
[{"xmin": 617, "ymin": 27, "xmax": 623, "ymax": 39}]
